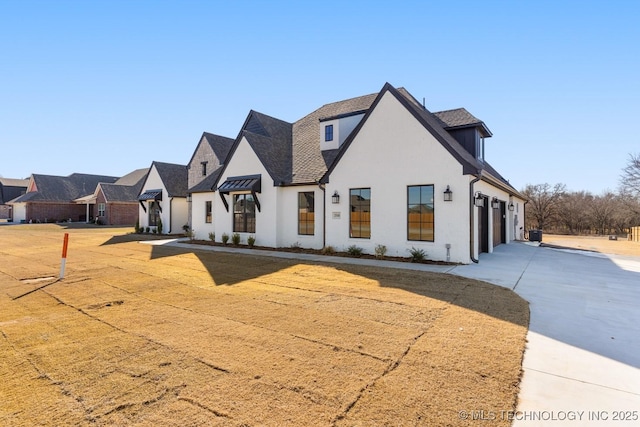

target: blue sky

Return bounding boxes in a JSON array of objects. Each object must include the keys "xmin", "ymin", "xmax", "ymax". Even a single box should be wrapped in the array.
[{"xmin": 1, "ymin": 0, "xmax": 638, "ymax": 194}]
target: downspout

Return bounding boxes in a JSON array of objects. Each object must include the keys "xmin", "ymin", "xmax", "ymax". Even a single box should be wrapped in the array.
[
  {"xmin": 469, "ymin": 170, "xmax": 483, "ymax": 263},
  {"xmin": 523, "ymin": 199, "xmax": 529, "ymax": 240},
  {"xmin": 168, "ymin": 198, "xmax": 173, "ymax": 234},
  {"xmin": 316, "ymin": 181, "xmax": 326, "ymax": 249}
]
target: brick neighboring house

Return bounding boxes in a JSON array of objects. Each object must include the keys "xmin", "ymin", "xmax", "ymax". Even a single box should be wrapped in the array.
[
  {"xmin": 0, "ymin": 178, "xmax": 28, "ymax": 221},
  {"xmin": 75, "ymin": 168, "xmax": 149, "ymax": 225},
  {"xmin": 10, "ymin": 173, "xmax": 119, "ymax": 223}
]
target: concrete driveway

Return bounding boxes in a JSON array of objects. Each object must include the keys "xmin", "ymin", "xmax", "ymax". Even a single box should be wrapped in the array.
[{"xmin": 451, "ymin": 243, "xmax": 640, "ymax": 426}]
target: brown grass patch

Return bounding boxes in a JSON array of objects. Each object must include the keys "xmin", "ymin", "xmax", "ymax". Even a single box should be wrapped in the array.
[
  {"xmin": 0, "ymin": 224, "xmax": 528, "ymax": 426},
  {"xmin": 542, "ymin": 234, "xmax": 640, "ymax": 257}
]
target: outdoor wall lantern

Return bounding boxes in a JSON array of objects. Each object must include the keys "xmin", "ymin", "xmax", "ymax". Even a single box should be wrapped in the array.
[
  {"xmin": 443, "ymin": 185, "xmax": 453, "ymax": 202},
  {"xmin": 474, "ymin": 192, "xmax": 485, "ymax": 207},
  {"xmin": 186, "ymin": 194, "xmax": 192, "ymax": 203},
  {"xmin": 491, "ymin": 197, "xmax": 500, "ymax": 209},
  {"xmin": 332, "ymin": 191, "xmax": 340, "ymax": 204},
  {"xmin": 508, "ymin": 202, "xmax": 515, "ymax": 211}
]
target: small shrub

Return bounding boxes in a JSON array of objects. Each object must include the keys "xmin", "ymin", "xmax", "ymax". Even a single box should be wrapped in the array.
[
  {"xmin": 157, "ymin": 217, "xmax": 163, "ymax": 235},
  {"xmin": 221, "ymin": 233, "xmax": 229, "ymax": 245},
  {"xmin": 374, "ymin": 244, "xmax": 387, "ymax": 259},
  {"xmin": 231, "ymin": 233, "xmax": 241, "ymax": 245},
  {"xmin": 409, "ymin": 247, "xmax": 426, "ymax": 262},
  {"xmin": 208, "ymin": 232, "xmax": 215, "ymax": 242},
  {"xmin": 247, "ymin": 235, "xmax": 256, "ymax": 248},
  {"xmin": 321, "ymin": 245, "xmax": 336, "ymax": 255},
  {"xmin": 135, "ymin": 220, "xmax": 140, "ymax": 233},
  {"xmin": 152, "ymin": 227, "xmax": 157, "ymax": 234},
  {"xmin": 182, "ymin": 224, "xmax": 190, "ymax": 233},
  {"xmin": 187, "ymin": 229, "xmax": 195, "ymax": 241},
  {"xmin": 347, "ymin": 245, "xmax": 363, "ymax": 257},
  {"xmin": 145, "ymin": 227, "xmax": 150, "ymax": 233}
]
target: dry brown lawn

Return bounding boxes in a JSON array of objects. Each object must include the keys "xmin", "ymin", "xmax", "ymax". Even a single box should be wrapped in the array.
[
  {"xmin": 0, "ymin": 225, "xmax": 529, "ymax": 426},
  {"xmin": 542, "ymin": 234, "xmax": 640, "ymax": 257}
]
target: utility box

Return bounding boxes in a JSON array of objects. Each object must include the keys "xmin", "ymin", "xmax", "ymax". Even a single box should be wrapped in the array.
[{"xmin": 529, "ymin": 230, "xmax": 543, "ymax": 242}]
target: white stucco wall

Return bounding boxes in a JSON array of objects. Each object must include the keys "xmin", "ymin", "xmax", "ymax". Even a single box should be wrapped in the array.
[
  {"xmin": 169, "ymin": 197, "xmax": 188, "ymax": 234},
  {"xmin": 277, "ymin": 185, "xmax": 325, "ymax": 250},
  {"xmin": 325, "ymin": 91, "xmax": 471, "ymax": 263},
  {"xmin": 10, "ymin": 202, "xmax": 26, "ymax": 223},
  {"xmin": 191, "ymin": 193, "xmax": 216, "ymax": 240},
  {"xmin": 320, "ymin": 113, "xmax": 365, "ymax": 151},
  {"xmin": 138, "ymin": 165, "xmax": 187, "ymax": 234},
  {"xmin": 213, "ymin": 137, "xmax": 279, "ymax": 248}
]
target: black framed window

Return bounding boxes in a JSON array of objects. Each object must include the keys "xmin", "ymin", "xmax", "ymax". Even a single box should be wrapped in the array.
[
  {"xmin": 325, "ymin": 124, "xmax": 334, "ymax": 142},
  {"xmin": 298, "ymin": 192, "xmax": 314, "ymax": 235},
  {"xmin": 148, "ymin": 201, "xmax": 160, "ymax": 226},
  {"xmin": 201, "ymin": 161, "xmax": 207, "ymax": 176},
  {"xmin": 233, "ymin": 194, "xmax": 256, "ymax": 233},
  {"xmin": 407, "ymin": 185, "xmax": 434, "ymax": 241},
  {"xmin": 350, "ymin": 188, "xmax": 371, "ymax": 238},
  {"xmin": 205, "ymin": 200, "xmax": 212, "ymax": 223}
]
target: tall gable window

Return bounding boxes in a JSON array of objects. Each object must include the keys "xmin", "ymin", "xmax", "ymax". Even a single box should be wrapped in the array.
[
  {"xmin": 205, "ymin": 200, "xmax": 212, "ymax": 223},
  {"xmin": 298, "ymin": 192, "xmax": 314, "ymax": 235},
  {"xmin": 325, "ymin": 124, "xmax": 334, "ymax": 142},
  {"xmin": 98, "ymin": 203, "xmax": 105, "ymax": 217},
  {"xmin": 233, "ymin": 194, "xmax": 256, "ymax": 233},
  {"xmin": 350, "ymin": 188, "xmax": 371, "ymax": 238},
  {"xmin": 407, "ymin": 185, "xmax": 434, "ymax": 241},
  {"xmin": 201, "ymin": 161, "xmax": 208, "ymax": 176}
]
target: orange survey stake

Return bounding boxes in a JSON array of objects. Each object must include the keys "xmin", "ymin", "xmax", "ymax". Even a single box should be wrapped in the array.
[{"xmin": 61, "ymin": 233, "xmax": 69, "ymax": 258}]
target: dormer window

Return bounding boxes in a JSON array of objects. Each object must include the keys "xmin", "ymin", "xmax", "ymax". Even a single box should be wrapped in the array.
[
  {"xmin": 325, "ymin": 124, "xmax": 334, "ymax": 142},
  {"xmin": 477, "ymin": 136, "xmax": 485, "ymax": 162},
  {"xmin": 201, "ymin": 161, "xmax": 208, "ymax": 176}
]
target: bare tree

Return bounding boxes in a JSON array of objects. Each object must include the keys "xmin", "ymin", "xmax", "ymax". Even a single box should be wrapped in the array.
[
  {"xmin": 589, "ymin": 192, "xmax": 618, "ymax": 235},
  {"xmin": 522, "ymin": 183, "xmax": 566, "ymax": 230},
  {"xmin": 620, "ymin": 153, "xmax": 640, "ymax": 198},
  {"xmin": 557, "ymin": 191, "xmax": 592, "ymax": 234}
]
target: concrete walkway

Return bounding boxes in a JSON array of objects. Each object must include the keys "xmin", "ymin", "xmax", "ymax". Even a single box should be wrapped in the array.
[{"xmin": 153, "ymin": 239, "xmax": 640, "ymax": 426}]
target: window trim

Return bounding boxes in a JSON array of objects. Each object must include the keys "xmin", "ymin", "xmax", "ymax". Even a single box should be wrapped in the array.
[
  {"xmin": 298, "ymin": 191, "xmax": 315, "ymax": 236},
  {"xmin": 407, "ymin": 184, "xmax": 435, "ymax": 242},
  {"xmin": 325, "ymin": 124, "xmax": 334, "ymax": 142},
  {"xmin": 205, "ymin": 200, "xmax": 212, "ymax": 223},
  {"xmin": 233, "ymin": 193, "xmax": 256, "ymax": 233},
  {"xmin": 98, "ymin": 203, "xmax": 106, "ymax": 217},
  {"xmin": 201, "ymin": 161, "xmax": 208, "ymax": 176},
  {"xmin": 148, "ymin": 201, "xmax": 161, "ymax": 226},
  {"xmin": 349, "ymin": 187, "xmax": 371, "ymax": 239}
]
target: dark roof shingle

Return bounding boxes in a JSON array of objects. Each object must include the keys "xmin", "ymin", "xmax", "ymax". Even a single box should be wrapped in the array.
[{"xmin": 153, "ymin": 162, "xmax": 188, "ymax": 198}]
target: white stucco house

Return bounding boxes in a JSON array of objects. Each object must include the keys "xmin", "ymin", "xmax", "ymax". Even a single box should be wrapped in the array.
[
  {"xmin": 138, "ymin": 161, "xmax": 188, "ymax": 234},
  {"xmin": 186, "ymin": 83, "xmax": 526, "ymax": 263}
]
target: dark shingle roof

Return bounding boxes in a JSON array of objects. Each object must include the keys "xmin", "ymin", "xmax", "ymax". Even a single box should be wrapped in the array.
[
  {"xmin": 153, "ymin": 162, "xmax": 188, "ymax": 198},
  {"xmin": 291, "ymin": 93, "xmax": 377, "ymax": 184},
  {"xmin": 206, "ymin": 83, "xmax": 519, "ymax": 197},
  {"xmin": 204, "ymin": 132, "xmax": 235, "ymax": 163},
  {"xmin": 12, "ymin": 173, "xmax": 118, "ymax": 203},
  {"xmin": 100, "ymin": 183, "xmax": 142, "ymax": 202},
  {"xmin": 433, "ymin": 108, "xmax": 492, "ymax": 137},
  {"xmin": 235, "ymin": 111, "xmax": 293, "ymax": 185},
  {"xmin": 0, "ymin": 178, "xmax": 28, "ymax": 204},
  {"xmin": 189, "ymin": 167, "xmax": 224, "ymax": 193}
]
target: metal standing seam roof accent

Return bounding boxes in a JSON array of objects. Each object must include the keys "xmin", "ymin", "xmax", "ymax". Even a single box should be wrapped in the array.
[
  {"xmin": 217, "ymin": 175, "xmax": 261, "ymax": 194},
  {"xmin": 138, "ymin": 189, "xmax": 162, "ymax": 201}
]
